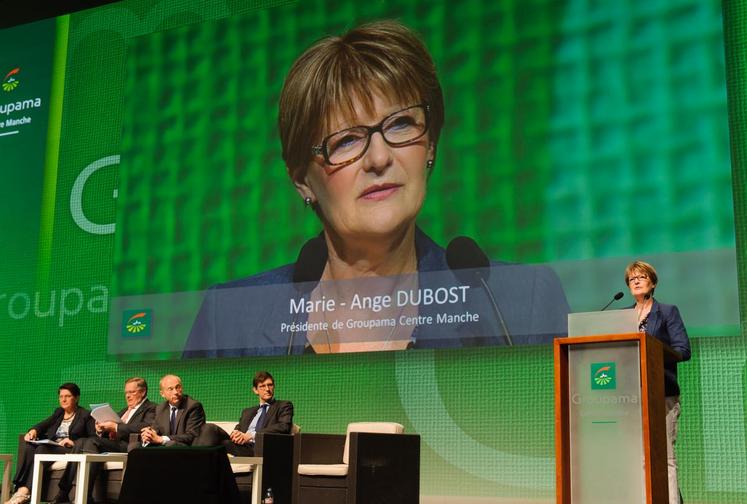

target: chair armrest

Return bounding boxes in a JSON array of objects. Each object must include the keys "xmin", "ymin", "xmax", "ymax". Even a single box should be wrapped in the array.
[
  {"xmin": 254, "ymin": 432, "xmax": 292, "ymax": 456},
  {"xmin": 294, "ymin": 433, "xmax": 345, "ymax": 465},
  {"xmin": 348, "ymin": 432, "xmax": 420, "ymax": 501},
  {"xmin": 16, "ymin": 434, "xmax": 25, "ymax": 467},
  {"xmin": 254, "ymin": 432, "xmax": 295, "ymax": 504}
]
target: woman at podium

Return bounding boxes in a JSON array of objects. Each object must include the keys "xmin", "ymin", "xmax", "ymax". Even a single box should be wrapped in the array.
[{"xmin": 625, "ymin": 260, "xmax": 691, "ymax": 504}]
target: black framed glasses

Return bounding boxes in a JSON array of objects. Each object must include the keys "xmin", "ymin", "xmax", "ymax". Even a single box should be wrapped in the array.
[{"xmin": 312, "ymin": 104, "xmax": 430, "ymax": 166}]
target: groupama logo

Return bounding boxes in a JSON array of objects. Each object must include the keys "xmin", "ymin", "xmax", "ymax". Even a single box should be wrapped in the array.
[
  {"xmin": 122, "ymin": 309, "xmax": 152, "ymax": 338},
  {"xmin": 2, "ymin": 67, "xmax": 20, "ymax": 92},
  {"xmin": 591, "ymin": 362, "xmax": 616, "ymax": 390}
]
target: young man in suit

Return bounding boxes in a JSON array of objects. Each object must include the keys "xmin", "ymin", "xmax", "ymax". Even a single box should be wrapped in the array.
[
  {"xmin": 222, "ymin": 371, "xmax": 294, "ymax": 455},
  {"xmin": 50, "ymin": 377, "xmax": 156, "ymax": 504},
  {"xmin": 140, "ymin": 374, "xmax": 206, "ymax": 446}
]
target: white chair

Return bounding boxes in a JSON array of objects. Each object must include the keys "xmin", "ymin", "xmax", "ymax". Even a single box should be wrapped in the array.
[
  {"xmin": 207, "ymin": 421, "xmax": 299, "ymax": 504},
  {"xmin": 293, "ymin": 422, "xmax": 420, "ymax": 504},
  {"xmin": 210, "ymin": 421, "xmax": 301, "ymax": 474},
  {"xmin": 1, "ymin": 454, "xmax": 13, "ymax": 504}
]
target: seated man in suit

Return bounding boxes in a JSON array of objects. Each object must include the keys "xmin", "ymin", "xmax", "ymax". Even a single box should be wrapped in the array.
[
  {"xmin": 140, "ymin": 374, "xmax": 206, "ymax": 447},
  {"xmin": 222, "ymin": 371, "xmax": 294, "ymax": 456},
  {"xmin": 50, "ymin": 377, "xmax": 156, "ymax": 504}
]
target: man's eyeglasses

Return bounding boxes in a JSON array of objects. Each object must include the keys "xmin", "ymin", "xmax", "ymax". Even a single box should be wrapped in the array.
[
  {"xmin": 311, "ymin": 104, "xmax": 430, "ymax": 166},
  {"xmin": 256, "ymin": 383, "xmax": 275, "ymax": 390}
]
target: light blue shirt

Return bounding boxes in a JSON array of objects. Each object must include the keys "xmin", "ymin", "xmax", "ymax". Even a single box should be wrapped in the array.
[{"xmin": 245, "ymin": 403, "xmax": 269, "ymax": 440}]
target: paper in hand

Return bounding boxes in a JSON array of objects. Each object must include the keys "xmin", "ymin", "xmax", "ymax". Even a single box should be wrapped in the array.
[{"xmin": 90, "ymin": 403, "xmax": 121, "ymax": 423}]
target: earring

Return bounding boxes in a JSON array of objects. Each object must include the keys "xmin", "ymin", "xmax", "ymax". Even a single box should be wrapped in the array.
[
  {"xmin": 304, "ymin": 196, "xmax": 312, "ymax": 207},
  {"xmin": 426, "ymin": 159, "xmax": 434, "ymax": 170}
]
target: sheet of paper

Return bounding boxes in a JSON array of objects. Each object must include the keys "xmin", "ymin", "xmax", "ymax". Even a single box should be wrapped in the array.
[{"xmin": 90, "ymin": 403, "xmax": 121, "ymax": 423}]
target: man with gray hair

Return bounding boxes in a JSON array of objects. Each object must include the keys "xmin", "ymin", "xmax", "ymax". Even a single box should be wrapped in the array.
[{"xmin": 50, "ymin": 377, "xmax": 156, "ymax": 504}]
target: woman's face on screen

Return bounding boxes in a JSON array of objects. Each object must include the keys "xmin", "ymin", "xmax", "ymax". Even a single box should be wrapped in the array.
[{"xmin": 296, "ymin": 92, "xmax": 433, "ymax": 245}]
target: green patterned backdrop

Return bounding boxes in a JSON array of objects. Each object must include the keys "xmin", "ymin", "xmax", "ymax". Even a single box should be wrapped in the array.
[{"xmin": 0, "ymin": 0, "xmax": 745, "ymax": 501}]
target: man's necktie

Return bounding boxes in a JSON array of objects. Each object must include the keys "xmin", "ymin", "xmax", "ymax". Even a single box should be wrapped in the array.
[
  {"xmin": 169, "ymin": 406, "xmax": 177, "ymax": 435},
  {"xmin": 108, "ymin": 407, "xmax": 132, "ymax": 440},
  {"xmin": 255, "ymin": 404, "xmax": 269, "ymax": 431}
]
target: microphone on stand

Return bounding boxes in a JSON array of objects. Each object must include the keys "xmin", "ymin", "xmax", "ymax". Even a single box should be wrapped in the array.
[
  {"xmin": 288, "ymin": 235, "xmax": 328, "ymax": 354},
  {"xmin": 446, "ymin": 236, "xmax": 513, "ymax": 346},
  {"xmin": 600, "ymin": 291, "xmax": 624, "ymax": 311}
]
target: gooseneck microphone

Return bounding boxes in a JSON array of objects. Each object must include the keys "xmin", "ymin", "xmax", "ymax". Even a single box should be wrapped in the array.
[
  {"xmin": 600, "ymin": 291, "xmax": 624, "ymax": 311},
  {"xmin": 288, "ymin": 235, "xmax": 328, "ymax": 354},
  {"xmin": 292, "ymin": 235, "xmax": 328, "ymax": 284},
  {"xmin": 446, "ymin": 236, "xmax": 513, "ymax": 346}
]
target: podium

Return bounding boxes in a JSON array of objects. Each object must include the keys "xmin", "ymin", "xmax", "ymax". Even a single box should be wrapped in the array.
[{"xmin": 554, "ymin": 332, "xmax": 669, "ymax": 504}]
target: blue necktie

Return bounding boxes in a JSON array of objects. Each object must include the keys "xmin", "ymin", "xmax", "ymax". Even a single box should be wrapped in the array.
[
  {"xmin": 169, "ymin": 406, "xmax": 177, "ymax": 435},
  {"xmin": 255, "ymin": 404, "xmax": 269, "ymax": 431}
]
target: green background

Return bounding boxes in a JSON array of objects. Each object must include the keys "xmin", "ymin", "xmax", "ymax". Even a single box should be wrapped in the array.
[
  {"xmin": 0, "ymin": 19, "xmax": 56, "ymax": 291},
  {"xmin": 0, "ymin": 0, "xmax": 746, "ymax": 501},
  {"xmin": 112, "ymin": 0, "xmax": 740, "ymax": 338}
]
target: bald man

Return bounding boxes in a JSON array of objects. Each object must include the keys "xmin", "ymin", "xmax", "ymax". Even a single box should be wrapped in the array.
[{"xmin": 140, "ymin": 375, "xmax": 205, "ymax": 446}]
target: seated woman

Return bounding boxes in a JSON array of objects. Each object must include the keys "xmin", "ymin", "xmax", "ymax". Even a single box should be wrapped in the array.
[
  {"xmin": 5, "ymin": 383, "xmax": 95, "ymax": 504},
  {"xmin": 185, "ymin": 20, "xmax": 570, "ymax": 357}
]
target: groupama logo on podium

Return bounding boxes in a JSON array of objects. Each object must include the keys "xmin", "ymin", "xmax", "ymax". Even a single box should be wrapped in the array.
[
  {"xmin": 2, "ymin": 67, "xmax": 20, "ymax": 92},
  {"xmin": 591, "ymin": 362, "xmax": 616, "ymax": 390}
]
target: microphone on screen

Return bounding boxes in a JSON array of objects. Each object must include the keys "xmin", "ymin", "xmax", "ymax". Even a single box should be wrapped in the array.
[
  {"xmin": 292, "ymin": 235, "xmax": 327, "ymax": 285},
  {"xmin": 446, "ymin": 236, "xmax": 513, "ymax": 346},
  {"xmin": 600, "ymin": 291, "xmax": 624, "ymax": 311},
  {"xmin": 287, "ymin": 235, "xmax": 328, "ymax": 354}
]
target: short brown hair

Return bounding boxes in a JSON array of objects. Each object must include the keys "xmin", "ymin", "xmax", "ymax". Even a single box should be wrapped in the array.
[
  {"xmin": 125, "ymin": 377, "xmax": 148, "ymax": 395},
  {"xmin": 624, "ymin": 260, "xmax": 658, "ymax": 288},
  {"xmin": 252, "ymin": 371, "xmax": 275, "ymax": 388},
  {"xmin": 278, "ymin": 20, "xmax": 445, "ymax": 181}
]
